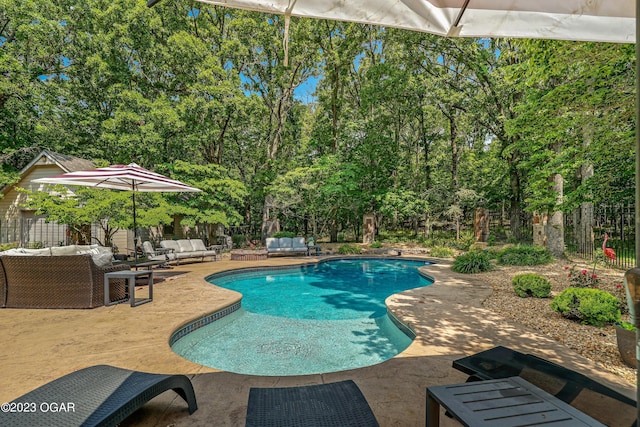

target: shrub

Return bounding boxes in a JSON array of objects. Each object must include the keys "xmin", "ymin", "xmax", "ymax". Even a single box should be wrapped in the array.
[
  {"xmin": 231, "ymin": 234, "xmax": 246, "ymax": 247},
  {"xmin": 337, "ymin": 244, "xmax": 362, "ymax": 254},
  {"xmin": 430, "ymin": 246, "xmax": 455, "ymax": 258},
  {"xmin": 550, "ymin": 288, "xmax": 621, "ymax": 326},
  {"xmin": 452, "ymin": 251, "xmax": 493, "ymax": 274},
  {"xmin": 370, "ymin": 241, "xmax": 383, "ymax": 249},
  {"xmin": 512, "ymin": 273, "xmax": 551, "ymax": 298},
  {"xmin": 618, "ymin": 321, "xmax": 636, "ymax": 331},
  {"xmin": 498, "ymin": 245, "xmax": 553, "ymax": 266},
  {"xmin": 272, "ymin": 231, "xmax": 296, "ymax": 238},
  {"xmin": 565, "ymin": 265, "xmax": 599, "ymax": 288}
]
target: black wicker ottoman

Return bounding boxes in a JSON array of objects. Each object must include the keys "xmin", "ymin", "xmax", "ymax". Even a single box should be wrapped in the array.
[{"xmin": 245, "ymin": 380, "xmax": 379, "ymax": 427}]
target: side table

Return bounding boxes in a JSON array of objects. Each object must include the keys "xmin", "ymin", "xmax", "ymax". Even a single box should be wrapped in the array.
[
  {"xmin": 426, "ymin": 376, "xmax": 605, "ymax": 427},
  {"xmin": 307, "ymin": 245, "xmax": 321, "ymax": 256},
  {"xmin": 104, "ymin": 270, "xmax": 153, "ymax": 307}
]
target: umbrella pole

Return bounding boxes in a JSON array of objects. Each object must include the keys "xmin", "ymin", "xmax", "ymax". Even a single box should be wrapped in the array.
[{"xmin": 132, "ymin": 188, "xmax": 138, "ymax": 264}]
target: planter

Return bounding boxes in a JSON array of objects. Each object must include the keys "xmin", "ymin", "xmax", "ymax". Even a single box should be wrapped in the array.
[{"xmin": 614, "ymin": 324, "xmax": 637, "ymax": 369}]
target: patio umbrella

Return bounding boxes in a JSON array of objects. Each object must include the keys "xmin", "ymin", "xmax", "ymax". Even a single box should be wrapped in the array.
[{"xmin": 33, "ymin": 163, "xmax": 201, "ymax": 262}]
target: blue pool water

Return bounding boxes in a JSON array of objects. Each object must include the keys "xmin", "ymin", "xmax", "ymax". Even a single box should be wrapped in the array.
[{"xmin": 171, "ymin": 258, "xmax": 433, "ymax": 376}]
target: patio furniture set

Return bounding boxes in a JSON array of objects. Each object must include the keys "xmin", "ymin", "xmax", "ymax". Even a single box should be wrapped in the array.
[
  {"xmin": 0, "ymin": 239, "xmax": 219, "ymax": 309},
  {"xmin": 1, "ymin": 346, "xmax": 633, "ymax": 426}
]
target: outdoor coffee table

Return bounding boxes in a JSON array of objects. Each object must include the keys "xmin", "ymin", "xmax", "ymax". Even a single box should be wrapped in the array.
[
  {"xmin": 104, "ymin": 270, "xmax": 153, "ymax": 307},
  {"xmin": 426, "ymin": 376, "xmax": 605, "ymax": 426}
]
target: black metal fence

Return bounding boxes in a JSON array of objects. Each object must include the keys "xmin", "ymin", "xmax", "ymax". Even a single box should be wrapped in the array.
[
  {"xmin": 0, "ymin": 219, "xmax": 108, "ymax": 248},
  {"xmin": 564, "ymin": 203, "xmax": 635, "ymax": 270}
]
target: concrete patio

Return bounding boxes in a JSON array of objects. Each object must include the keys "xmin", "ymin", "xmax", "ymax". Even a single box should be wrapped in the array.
[{"xmin": 0, "ymin": 255, "xmax": 635, "ymax": 426}]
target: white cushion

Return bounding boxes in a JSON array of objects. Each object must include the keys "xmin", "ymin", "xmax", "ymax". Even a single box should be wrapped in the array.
[
  {"xmin": 0, "ymin": 248, "xmax": 28, "ymax": 256},
  {"xmin": 22, "ymin": 248, "xmax": 52, "ymax": 256},
  {"xmin": 190, "ymin": 239, "xmax": 207, "ymax": 251},
  {"xmin": 278, "ymin": 238, "xmax": 293, "ymax": 249},
  {"xmin": 51, "ymin": 246, "xmax": 78, "ymax": 255},
  {"xmin": 160, "ymin": 240, "xmax": 180, "ymax": 252},
  {"xmin": 292, "ymin": 237, "xmax": 307, "ymax": 250},
  {"xmin": 91, "ymin": 246, "xmax": 113, "ymax": 267},
  {"xmin": 266, "ymin": 238, "xmax": 279, "ymax": 250},
  {"xmin": 177, "ymin": 239, "xmax": 195, "ymax": 253}
]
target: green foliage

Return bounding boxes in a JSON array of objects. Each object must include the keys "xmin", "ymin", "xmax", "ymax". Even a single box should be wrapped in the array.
[
  {"xmin": 452, "ymin": 251, "xmax": 493, "ymax": 274},
  {"xmin": 232, "ymin": 234, "xmax": 246, "ymax": 248},
  {"xmin": 618, "ymin": 321, "xmax": 636, "ymax": 331},
  {"xmin": 550, "ymin": 288, "xmax": 621, "ymax": 326},
  {"xmin": 512, "ymin": 273, "xmax": 551, "ymax": 298},
  {"xmin": 498, "ymin": 245, "xmax": 553, "ymax": 266},
  {"xmin": 429, "ymin": 246, "xmax": 455, "ymax": 258},
  {"xmin": 273, "ymin": 231, "xmax": 296, "ymax": 238},
  {"xmin": 337, "ymin": 244, "xmax": 362, "ymax": 255},
  {"xmin": 0, "ymin": 242, "xmax": 18, "ymax": 252},
  {"xmin": 160, "ymin": 161, "xmax": 247, "ymax": 228},
  {"xmin": 369, "ymin": 241, "xmax": 383, "ymax": 249},
  {"xmin": 566, "ymin": 265, "xmax": 599, "ymax": 288}
]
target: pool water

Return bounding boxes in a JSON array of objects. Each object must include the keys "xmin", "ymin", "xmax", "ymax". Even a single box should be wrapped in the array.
[{"xmin": 171, "ymin": 258, "xmax": 433, "ymax": 376}]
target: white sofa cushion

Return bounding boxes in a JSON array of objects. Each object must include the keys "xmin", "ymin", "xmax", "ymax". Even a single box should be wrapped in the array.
[
  {"xmin": 160, "ymin": 240, "xmax": 180, "ymax": 252},
  {"xmin": 190, "ymin": 239, "xmax": 207, "ymax": 251},
  {"xmin": 51, "ymin": 246, "xmax": 79, "ymax": 255},
  {"xmin": 292, "ymin": 237, "xmax": 307, "ymax": 250},
  {"xmin": 266, "ymin": 238, "xmax": 279, "ymax": 250},
  {"xmin": 177, "ymin": 239, "xmax": 195, "ymax": 253}
]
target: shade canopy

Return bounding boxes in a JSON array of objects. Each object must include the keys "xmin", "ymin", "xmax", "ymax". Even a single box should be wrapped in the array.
[
  {"xmin": 189, "ymin": 0, "xmax": 635, "ymax": 43},
  {"xmin": 33, "ymin": 163, "xmax": 201, "ymax": 193},
  {"xmin": 34, "ymin": 163, "xmax": 201, "ymax": 262}
]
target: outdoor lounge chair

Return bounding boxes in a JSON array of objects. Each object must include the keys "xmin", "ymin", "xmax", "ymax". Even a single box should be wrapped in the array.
[
  {"xmin": 452, "ymin": 345, "xmax": 637, "ymax": 427},
  {"xmin": 0, "ymin": 365, "xmax": 197, "ymax": 427},
  {"xmin": 245, "ymin": 380, "xmax": 379, "ymax": 427},
  {"xmin": 142, "ymin": 241, "xmax": 176, "ymax": 264}
]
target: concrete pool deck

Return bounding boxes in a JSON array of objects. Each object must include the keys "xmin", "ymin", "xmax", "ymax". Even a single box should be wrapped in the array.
[{"xmin": 0, "ymin": 255, "xmax": 635, "ymax": 426}]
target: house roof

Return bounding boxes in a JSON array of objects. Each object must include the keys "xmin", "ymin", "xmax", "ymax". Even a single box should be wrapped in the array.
[
  {"xmin": 1, "ymin": 150, "xmax": 95, "ymax": 195},
  {"xmin": 20, "ymin": 150, "xmax": 95, "ymax": 175}
]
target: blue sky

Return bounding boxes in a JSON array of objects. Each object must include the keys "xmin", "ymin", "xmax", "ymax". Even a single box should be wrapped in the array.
[{"xmin": 294, "ymin": 76, "xmax": 319, "ymax": 103}]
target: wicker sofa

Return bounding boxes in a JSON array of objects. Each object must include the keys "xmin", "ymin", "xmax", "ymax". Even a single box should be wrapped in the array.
[{"xmin": 0, "ymin": 246, "xmax": 129, "ymax": 309}]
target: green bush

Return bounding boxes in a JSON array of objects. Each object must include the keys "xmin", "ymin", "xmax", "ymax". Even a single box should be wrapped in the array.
[
  {"xmin": 430, "ymin": 246, "xmax": 455, "ymax": 258},
  {"xmin": 0, "ymin": 242, "xmax": 18, "ymax": 252},
  {"xmin": 231, "ymin": 234, "xmax": 246, "ymax": 247},
  {"xmin": 498, "ymin": 245, "xmax": 553, "ymax": 266},
  {"xmin": 337, "ymin": 244, "xmax": 362, "ymax": 254},
  {"xmin": 370, "ymin": 241, "xmax": 383, "ymax": 249},
  {"xmin": 452, "ymin": 251, "xmax": 493, "ymax": 274},
  {"xmin": 512, "ymin": 273, "xmax": 551, "ymax": 298},
  {"xmin": 550, "ymin": 288, "xmax": 621, "ymax": 326},
  {"xmin": 273, "ymin": 231, "xmax": 296, "ymax": 238}
]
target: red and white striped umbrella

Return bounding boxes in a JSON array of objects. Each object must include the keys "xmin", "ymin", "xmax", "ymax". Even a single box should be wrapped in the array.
[
  {"xmin": 33, "ymin": 163, "xmax": 201, "ymax": 193},
  {"xmin": 34, "ymin": 163, "xmax": 201, "ymax": 260}
]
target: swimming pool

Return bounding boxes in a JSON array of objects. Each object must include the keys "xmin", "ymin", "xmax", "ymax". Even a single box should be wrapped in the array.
[{"xmin": 171, "ymin": 258, "xmax": 433, "ymax": 376}]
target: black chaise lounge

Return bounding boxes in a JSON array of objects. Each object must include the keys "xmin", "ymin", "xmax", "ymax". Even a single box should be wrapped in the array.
[
  {"xmin": 0, "ymin": 365, "xmax": 197, "ymax": 427},
  {"xmin": 453, "ymin": 346, "xmax": 636, "ymax": 427},
  {"xmin": 245, "ymin": 380, "xmax": 379, "ymax": 427}
]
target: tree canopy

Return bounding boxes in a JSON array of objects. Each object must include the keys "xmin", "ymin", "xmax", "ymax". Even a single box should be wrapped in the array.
[{"xmin": 1, "ymin": 0, "xmax": 634, "ymax": 243}]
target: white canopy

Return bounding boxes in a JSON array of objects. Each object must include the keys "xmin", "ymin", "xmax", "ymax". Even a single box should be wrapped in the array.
[{"xmin": 191, "ymin": 0, "xmax": 635, "ymax": 44}]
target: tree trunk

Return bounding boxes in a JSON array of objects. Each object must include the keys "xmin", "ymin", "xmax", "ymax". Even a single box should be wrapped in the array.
[
  {"xmin": 576, "ymin": 125, "xmax": 594, "ymax": 255},
  {"xmin": 509, "ymin": 165, "xmax": 522, "ymax": 240},
  {"xmin": 545, "ymin": 173, "xmax": 565, "ymax": 257}
]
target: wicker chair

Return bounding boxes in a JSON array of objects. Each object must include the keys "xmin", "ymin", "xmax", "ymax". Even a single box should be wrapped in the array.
[{"xmin": 0, "ymin": 254, "xmax": 130, "ymax": 309}]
